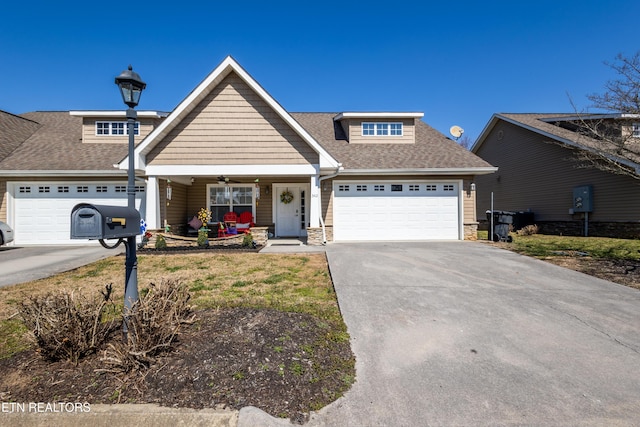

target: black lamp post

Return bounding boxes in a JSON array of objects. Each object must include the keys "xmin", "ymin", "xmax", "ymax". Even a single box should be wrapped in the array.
[{"xmin": 115, "ymin": 65, "xmax": 146, "ymax": 338}]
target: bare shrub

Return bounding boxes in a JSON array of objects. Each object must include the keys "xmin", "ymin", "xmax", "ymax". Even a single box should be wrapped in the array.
[
  {"xmin": 100, "ymin": 279, "xmax": 195, "ymax": 373},
  {"xmin": 517, "ymin": 224, "xmax": 540, "ymax": 236},
  {"xmin": 18, "ymin": 284, "xmax": 117, "ymax": 363}
]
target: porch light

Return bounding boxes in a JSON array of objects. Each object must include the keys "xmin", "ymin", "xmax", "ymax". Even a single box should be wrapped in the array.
[{"xmin": 115, "ymin": 65, "xmax": 146, "ymax": 108}]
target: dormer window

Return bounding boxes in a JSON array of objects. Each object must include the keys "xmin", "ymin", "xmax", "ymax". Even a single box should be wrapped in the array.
[
  {"xmin": 362, "ymin": 122, "xmax": 403, "ymax": 136},
  {"xmin": 96, "ymin": 121, "xmax": 140, "ymax": 136}
]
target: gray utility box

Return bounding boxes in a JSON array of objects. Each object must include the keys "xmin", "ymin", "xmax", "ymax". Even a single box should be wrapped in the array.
[{"xmin": 71, "ymin": 203, "xmax": 140, "ymax": 240}]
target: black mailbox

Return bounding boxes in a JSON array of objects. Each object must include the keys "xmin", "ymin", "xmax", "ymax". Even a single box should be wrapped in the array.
[{"xmin": 71, "ymin": 203, "xmax": 140, "ymax": 240}]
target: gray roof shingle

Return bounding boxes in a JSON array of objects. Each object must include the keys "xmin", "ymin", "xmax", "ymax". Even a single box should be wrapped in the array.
[
  {"xmin": 291, "ymin": 113, "xmax": 494, "ymax": 170},
  {"xmin": 0, "ymin": 112, "xmax": 128, "ymax": 172},
  {"xmin": 0, "ymin": 110, "xmax": 41, "ymax": 161}
]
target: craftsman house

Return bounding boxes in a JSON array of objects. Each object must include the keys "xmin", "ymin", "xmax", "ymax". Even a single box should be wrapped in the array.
[
  {"xmin": 472, "ymin": 113, "xmax": 640, "ymax": 237},
  {"xmin": 0, "ymin": 56, "xmax": 495, "ymax": 245}
]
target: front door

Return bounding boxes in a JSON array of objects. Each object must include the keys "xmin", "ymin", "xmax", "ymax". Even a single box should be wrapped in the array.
[{"xmin": 274, "ymin": 184, "xmax": 306, "ymax": 237}]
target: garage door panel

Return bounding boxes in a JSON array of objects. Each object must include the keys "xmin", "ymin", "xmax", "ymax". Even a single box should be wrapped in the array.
[
  {"xmin": 12, "ymin": 182, "xmax": 145, "ymax": 245},
  {"xmin": 333, "ymin": 182, "xmax": 460, "ymax": 241}
]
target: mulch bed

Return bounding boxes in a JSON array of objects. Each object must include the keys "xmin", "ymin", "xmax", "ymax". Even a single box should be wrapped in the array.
[{"xmin": 0, "ymin": 308, "xmax": 355, "ymax": 424}]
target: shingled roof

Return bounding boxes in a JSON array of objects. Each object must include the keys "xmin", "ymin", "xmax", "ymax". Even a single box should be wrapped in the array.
[
  {"xmin": 479, "ymin": 113, "xmax": 640, "ymax": 167},
  {"xmin": 291, "ymin": 113, "xmax": 494, "ymax": 171},
  {"xmin": 0, "ymin": 110, "xmax": 41, "ymax": 161},
  {"xmin": 0, "ymin": 112, "xmax": 128, "ymax": 174}
]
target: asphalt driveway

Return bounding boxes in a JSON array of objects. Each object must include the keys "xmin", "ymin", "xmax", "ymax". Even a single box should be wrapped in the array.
[
  {"xmin": 0, "ymin": 245, "xmax": 124, "ymax": 287},
  {"xmin": 242, "ymin": 241, "xmax": 640, "ymax": 426}
]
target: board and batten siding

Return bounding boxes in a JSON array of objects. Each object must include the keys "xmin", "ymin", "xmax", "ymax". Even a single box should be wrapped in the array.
[
  {"xmin": 147, "ymin": 73, "xmax": 319, "ymax": 166},
  {"xmin": 474, "ymin": 120, "xmax": 640, "ymax": 222}
]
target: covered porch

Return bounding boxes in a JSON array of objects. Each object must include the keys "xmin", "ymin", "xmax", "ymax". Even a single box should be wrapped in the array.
[{"xmin": 142, "ymin": 172, "xmax": 324, "ymax": 241}]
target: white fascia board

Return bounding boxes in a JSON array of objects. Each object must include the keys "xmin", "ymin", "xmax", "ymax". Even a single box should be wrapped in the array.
[
  {"xmin": 121, "ymin": 56, "xmax": 339, "ymax": 171},
  {"xmin": 69, "ymin": 111, "xmax": 169, "ymax": 118},
  {"xmin": 334, "ymin": 112, "xmax": 424, "ymax": 121},
  {"xmin": 145, "ymin": 164, "xmax": 320, "ymax": 177},
  {"xmin": 334, "ymin": 167, "xmax": 498, "ymax": 176}
]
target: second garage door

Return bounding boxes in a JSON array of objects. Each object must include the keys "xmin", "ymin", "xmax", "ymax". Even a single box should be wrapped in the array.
[{"xmin": 332, "ymin": 181, "xmax": 460, "ymax": 241}]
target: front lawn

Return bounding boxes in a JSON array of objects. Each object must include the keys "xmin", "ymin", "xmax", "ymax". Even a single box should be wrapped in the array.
[{"xmin": 0, "ymin": 252, "xmax": 355, "ymax": 423}]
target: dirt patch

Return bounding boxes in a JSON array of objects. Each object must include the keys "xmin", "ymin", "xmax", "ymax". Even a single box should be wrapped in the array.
[
  {"xmin": 489, "ymin": 241, "xmax": 640, "ymax": 290},
  {"xmin": 541, "ymin": 256, "xmax": 640, "ymax": 289},
  {"xmin": 0, "ymin": 307, "xmax": 355, "ymax": 424}
]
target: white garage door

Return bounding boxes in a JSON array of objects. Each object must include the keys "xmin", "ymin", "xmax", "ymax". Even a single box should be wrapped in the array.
[
  {"xmin": 11, "ymin": 182, "xmax": 146, "ymax": 245},
  {"xmin": 333, "ymin": 181, "xmax": 460, "ymax": 241}
]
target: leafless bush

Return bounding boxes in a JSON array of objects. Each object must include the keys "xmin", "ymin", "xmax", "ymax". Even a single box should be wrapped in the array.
[
  {"xmin": 517, "ymin": 224, "xmax": 540, "ymax": 236},
  {"xmin": 18, "ymin": 284, "xmax": 117, "ymax": 363},
  {"xmin": 100, "ymin": 279, "xmax": 195, "ymax": 373}
]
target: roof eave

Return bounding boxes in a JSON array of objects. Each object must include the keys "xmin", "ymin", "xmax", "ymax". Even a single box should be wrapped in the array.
[
  {"xmin": 0, "ymin": 169, "xmax": 127, "ymax": 177},
  {"xmin": 333, "ymin": 167, "xmax": 498, "ymax": 176}
]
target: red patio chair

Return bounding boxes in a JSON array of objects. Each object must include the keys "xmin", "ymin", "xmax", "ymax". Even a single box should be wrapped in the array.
[{"xmin": 238, "ymin": 211, "xmax": 255, "ymax": 227}]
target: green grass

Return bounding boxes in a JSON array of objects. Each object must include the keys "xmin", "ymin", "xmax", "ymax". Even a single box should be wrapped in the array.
[
  {"xmin": 0, "ymin": 253, "xmax": 345, "ymax": 360},
  {"xmin": 479, "ymin": 231, "xmax": 640, "ymax": 261}
]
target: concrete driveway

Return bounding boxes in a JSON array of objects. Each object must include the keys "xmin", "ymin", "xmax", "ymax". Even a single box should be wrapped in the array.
[
  {"xmin": 0, "ymin": 245, "xmax": 124, "ymax": 287},
  {"xmin": 242, "ymin": 241, "xmax": 640, "ymax": 426}
]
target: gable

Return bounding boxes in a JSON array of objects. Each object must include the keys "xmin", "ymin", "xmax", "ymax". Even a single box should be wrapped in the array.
[{"xmin": 147, "ymin": 72, "xmax": 318, "ymax": 166}]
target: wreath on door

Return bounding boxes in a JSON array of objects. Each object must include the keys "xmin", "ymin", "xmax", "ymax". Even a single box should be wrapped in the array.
[{"xmin": 280, "ymin": 189, "xmax": 294, "ymax": 204}]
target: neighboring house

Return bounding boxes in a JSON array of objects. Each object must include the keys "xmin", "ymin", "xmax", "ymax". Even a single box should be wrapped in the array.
[
  {"xmin": 0, "ymin": 56, "xmax": 495, "ymax": 245},
  {"xmin": 472, "ymin": 113, "xmax": 640, "ymax": 238}
]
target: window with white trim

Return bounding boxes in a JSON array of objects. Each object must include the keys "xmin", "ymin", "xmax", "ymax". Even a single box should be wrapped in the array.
[
  {"xmin": 356, "ymin": 185, "xmax": 368, "ymax": 192},
  {"xmin": 443, "ymin": 184, "xmax": 455, "ymax": 191},
  {"xmin": 19, "ymin": 186, "xmax": 31, "ymax": 193},
  {"xmin": 338, "ymin": 184, "xmax": 350, "ymax": 192},
  {"xmin": 374, "ymin": 185, "xmax": 385, "ymax": 191},
  {"xmin": 409, "ymin": 184, "xmax": 420, "ymax": 191},
  {"xmin": 38, "ymin": 186, "xmax": 50, "ymax": 193},
  {"xmin": 96, "ymin": 186, "xmax": 108, "ymax": 193},
  {"xmin": 362, "ymin": 122, "xmax": 403, "ymax": 136},
  {"xmin": 115, "ymin": 186, "xmax": 126, "ymax": 193},
  {"xmin": 426, "ymin": 184, "xmax": 436, "ymax": 191},
  {"xmin": 633, "ymin": 123, "xmax": 640, "ymax": 138},
  {"xmin": 77, "ymin": 186, "xmax": 88, "ymax": 193},
  {"xmin": 57, "ymin": 186, "xmax": 69, "ymax": 193},
  {"xmin": 96, "ymin": 121, "xmax": 140, "ymax": 136},
  {"xmin": 208, "ymin": 185, "xmax": 253, "ymax": 223}
]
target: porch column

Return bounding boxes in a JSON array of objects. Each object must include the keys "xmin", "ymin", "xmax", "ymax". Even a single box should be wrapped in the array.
[
  {"xmin": 309, "ymin": 174, "xmax": 320, "ymax": 227},
  {"xmin": 145, "ymin": 176, "xmax": 161, "ymax": 229}
]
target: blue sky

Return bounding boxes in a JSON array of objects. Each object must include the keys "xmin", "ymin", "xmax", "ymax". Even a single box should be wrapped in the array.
[{"xmin": 1, "ymin": 1, "xmax": 639, "ymax": 143}]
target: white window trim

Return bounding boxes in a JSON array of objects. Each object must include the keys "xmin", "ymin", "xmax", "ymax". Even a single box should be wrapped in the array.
[
  {"xmin": 632, "ymin": 123, "xmax": 640, "ymax": 138},
  {"xmin": 361, "ymin": 122, "xmax": 404, "ymax": 137},
  {"xmin": 206, "ymin": 184, "xmax": 256, "ymax": 221},
  {"xmin": 95, "ymin": 121, "xmax": 140, "ymax": 136}
]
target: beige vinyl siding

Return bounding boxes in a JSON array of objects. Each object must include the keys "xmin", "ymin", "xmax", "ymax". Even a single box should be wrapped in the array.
[
  {"xmin": 345, "ymin": 118, "xmax": 415, "ymax": 144},
  {"xmin": 161, "ymin": 180, "xmax": 189, "ymax": 230},
  {"xmin": 474, "ymin": 120, "xmax": 640, "ymax": 222},
  {"xmin": 147, "ymin": 73, "xmax": 318, "ymax": 165},
  {"xmin": 0, "ymin": 180, "xmax": 6, "ymax": 222},
  {"xmin": 81, "ymin": 118, "xmax": 158, "ymax": 144}
]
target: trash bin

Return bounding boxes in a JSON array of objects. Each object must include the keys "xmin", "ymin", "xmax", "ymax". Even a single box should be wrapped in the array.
[
  {"xmin": 512, "ymin": 211, "xmax": 535, "ymax": 231},
  {"xmin": 486, "ymin": 210, "xmax": 515, "ymax": 242}
]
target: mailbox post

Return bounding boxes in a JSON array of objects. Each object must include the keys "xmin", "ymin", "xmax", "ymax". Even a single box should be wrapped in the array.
[{"xmin": 115, "ymin": 65, "xmax": 146, "ymax": 339}]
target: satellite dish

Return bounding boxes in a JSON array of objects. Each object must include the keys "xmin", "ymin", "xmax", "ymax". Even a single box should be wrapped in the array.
[{"xmin": 449, "ymin": 125, "xmax": 464, "ymax": 139}]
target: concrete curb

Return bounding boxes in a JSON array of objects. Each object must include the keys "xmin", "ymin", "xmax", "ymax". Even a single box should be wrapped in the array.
[{"xmin": 1, "ymin": 404, "xmax": 238, "ymax": 427}]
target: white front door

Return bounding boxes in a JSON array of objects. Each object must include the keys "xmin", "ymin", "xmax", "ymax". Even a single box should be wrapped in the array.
[{"xmin": 274, "ymin": 184, "xmax": 306, "ymax": 237}]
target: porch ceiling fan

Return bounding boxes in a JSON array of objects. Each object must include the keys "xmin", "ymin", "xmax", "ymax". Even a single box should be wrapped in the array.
[{"xmin": 217, "ymin": 175, "xmax": 240, "ymax": 184}]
